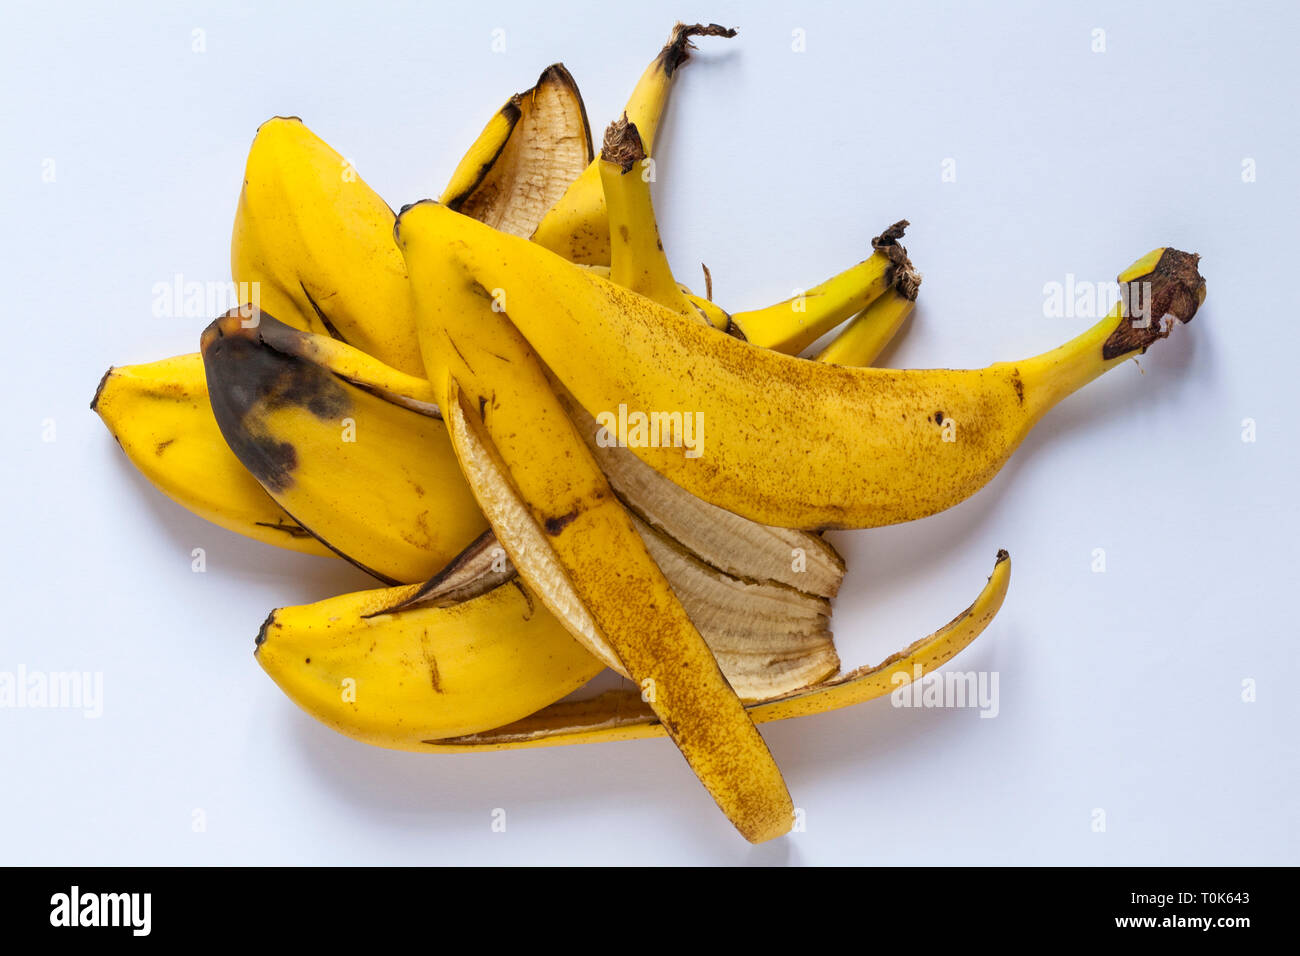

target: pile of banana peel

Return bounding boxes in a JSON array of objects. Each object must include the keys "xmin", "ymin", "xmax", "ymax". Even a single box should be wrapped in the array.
[{"xmin": 92, "ymin": 24, "xmax": 1205, "ymax": 842}]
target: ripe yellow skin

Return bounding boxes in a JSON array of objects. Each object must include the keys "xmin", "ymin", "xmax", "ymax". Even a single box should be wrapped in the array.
[
  {"xmin": 815, "ymin": 289, "xmax": 915, "ymax": 366},
  {"xmin": 600, "ymin": 143, "xmax": 699, "ymax": 320},
  {"xmin": 732, "ymin": 249, "xmax": 898, "ymax": 353},
  {"xmin": 405, "ymin": 200, "xmax": 1202, "ymax": 531},
  {"xmin": 232, "ymin": 117, "xmax": 424, "ymax": 375},
  {"xmin": 91, "ymin": 354, "xmax": 330, "ymax": 557},
  {"xmin": 257, "ymin": 580, "xmax": 602, "ymax": 746}
]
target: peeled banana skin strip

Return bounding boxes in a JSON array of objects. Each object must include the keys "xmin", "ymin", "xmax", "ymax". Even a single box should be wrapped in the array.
[{"xmin": 421, "ymin": 552, "xmax": 1009, "ymax": 752}]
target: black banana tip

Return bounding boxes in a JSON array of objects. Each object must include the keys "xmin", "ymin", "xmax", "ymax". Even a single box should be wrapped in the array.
[
  {"xmin": 255, "ymin": 611, "xmax": 276, "ymax": 650},
  {"xmin": 90, "ymin": 366, "xmax": 115, "ymax": 413}
]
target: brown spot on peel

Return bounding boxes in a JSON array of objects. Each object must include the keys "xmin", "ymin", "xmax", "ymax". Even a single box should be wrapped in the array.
[
  {"xmin": 544, "ymin": 509, "xmax": 580, "ymax": 535},
  {"xmin": 1102, "ymin": 249, "xmax": 1205, "ymax": 360},
  {"xmin": 200, "ymin": 308, "xmax": 351, "ymax": 494}
]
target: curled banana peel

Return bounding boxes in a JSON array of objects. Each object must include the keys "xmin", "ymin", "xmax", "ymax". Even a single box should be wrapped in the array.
[
  {"xmin": 405, "ymin": 199, "xmax": 1204, "ymax": 530},
  {"xmin": 421, "ymin": 551, "xmax": 1011, "ymax": 750},
  {"xmin": 440, "ymin": 63, "xmax": 593, "ymax": 238},
  {"xmin": 260, "ymin": 550, "xmax": 1008, "ymax": 754},
  {"xmin": 439, "ymin": 377, "xmax": 794, "ymax": 843}
]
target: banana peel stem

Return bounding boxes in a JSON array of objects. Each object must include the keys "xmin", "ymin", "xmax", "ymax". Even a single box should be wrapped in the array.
[{"xmin": 1017, "ymin": 248, "xmax": 1204, "ymax": 415}]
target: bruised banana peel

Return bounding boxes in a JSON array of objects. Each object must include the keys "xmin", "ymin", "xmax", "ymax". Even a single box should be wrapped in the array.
[{"xmin": 200, "ymin": 310, "xmax": 489, "ymax": 584}]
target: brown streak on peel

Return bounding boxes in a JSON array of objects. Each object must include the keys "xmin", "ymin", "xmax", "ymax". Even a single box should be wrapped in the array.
[
  {"xmin": 253, "ymin": 520, "xmax": 314, "ymax": 539},
  {"xmin": 371, "ymin": 528, "xmax": 514, "ymax": 616},
  {"xmin": 510, "ymin": 577, "xmax": 535, "ymax": 618},
  {"xmin": 254, "ymin": 611, "xmax": 276, "ymax": 649},
  {"xmin": 276, "ymin": 498, "xmax": 400, "ymax": 586},
  {"xmin": 89, "ymin": 367, "xmax": 114, "ymax": 412},
  {"xmin": 444, "ymin": 330, "xmax": 476, "ymax": 378},
  {"xmin": 544, "ymin": 509, "xmax": 580, "ymax": 535},
  {"xmin": 428, "ymin": 645, "xmax": 443, "ymax": 694},
  {"xmin": 299, "ymin": 283, "xmax": 350, "ymax": 344},
  {"xmin": 445, "ymin": 99, "xmax": 524, "ymax": 212},
  {"xmin": 1103, "ymin": 249, "xmax": 1205, "ymax": 360}
]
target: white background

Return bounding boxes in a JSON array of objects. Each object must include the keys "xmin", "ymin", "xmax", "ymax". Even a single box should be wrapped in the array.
[{"xmin": 2, "ymin": 0, "xmax": 1296, "ymax": 865}]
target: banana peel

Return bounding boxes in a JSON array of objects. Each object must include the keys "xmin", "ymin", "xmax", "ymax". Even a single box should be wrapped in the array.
[{"xmin": 261, "ymin": 551, "xmax": 1008, "ymax": 752}]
